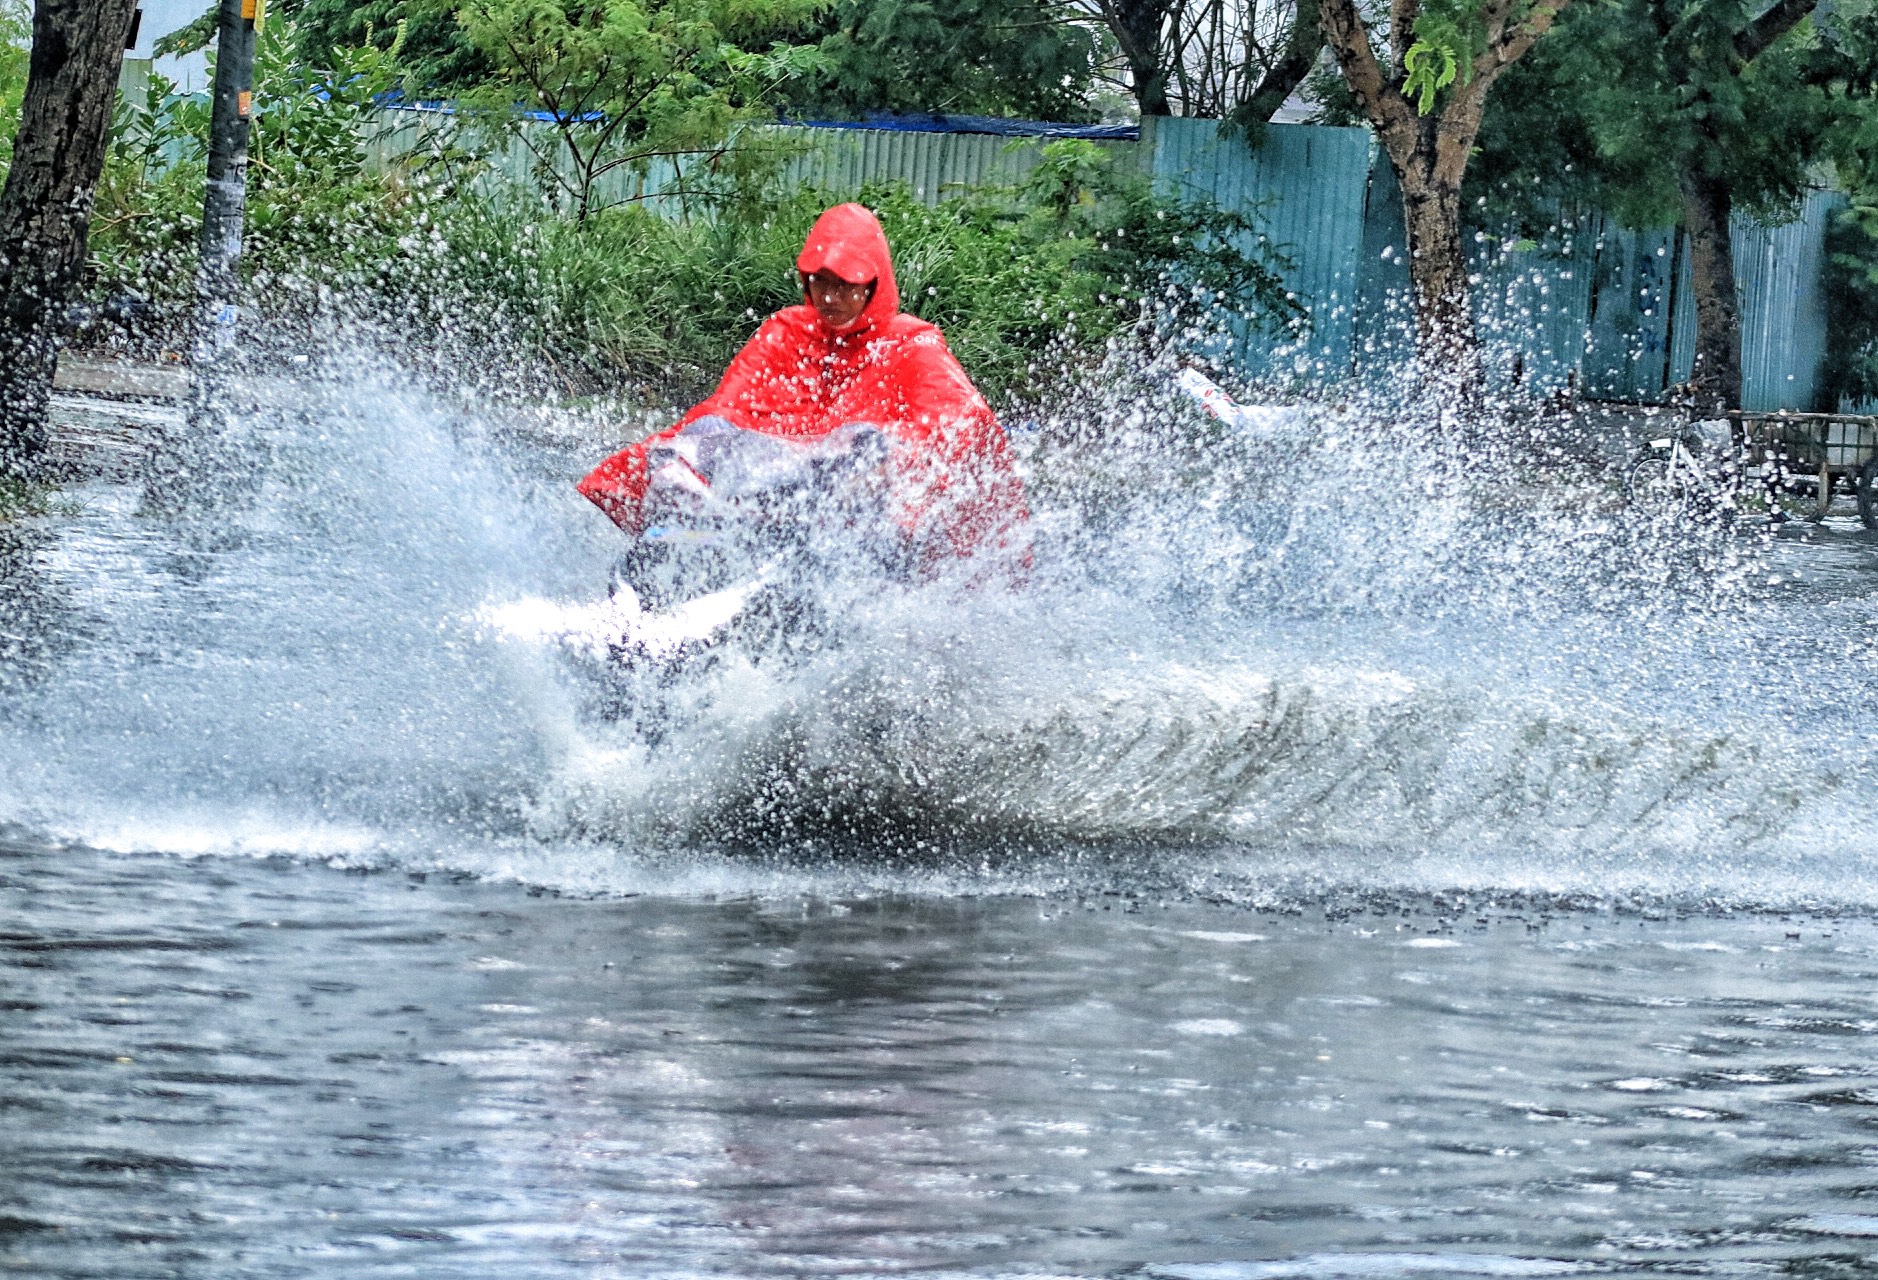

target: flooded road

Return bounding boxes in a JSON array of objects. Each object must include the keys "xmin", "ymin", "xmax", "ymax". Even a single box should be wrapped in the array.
[
  {"xmin": 7, "ymin": 838, "xmax": 1878, "ymax": 1279},
  {"xmin": 3, "ymin": 372, "xmax": 1878, "ymax": 1276}
]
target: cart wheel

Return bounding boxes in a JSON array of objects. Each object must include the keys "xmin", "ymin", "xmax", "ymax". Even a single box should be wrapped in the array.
[{"xmin": 1859, "ymin": 456, "xmax": 1878, "ymax": 531}]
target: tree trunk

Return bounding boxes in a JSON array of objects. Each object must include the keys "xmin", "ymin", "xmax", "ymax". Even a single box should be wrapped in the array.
[
  {"xmin": 1677, "ymin": 165, "xmax": 1740, "ymax": 417},
  {"xmin": 1103, "ymin": 0, "xmax": 1174, "ymax": 116},
  {"xmin": 1397, "ymin": 156, "xmax": 1479, "ymax": 364},
  {"xmin": 1317, "ymin": 0, "xmax": 1570, "ymax": 385},
  {"xmin": 1353, "ymin": 92, "xmax": 1487, "ymax": 379},
  {"xmin": 0, "ymin": 0, "xmax": 143, "ymax": 481}
]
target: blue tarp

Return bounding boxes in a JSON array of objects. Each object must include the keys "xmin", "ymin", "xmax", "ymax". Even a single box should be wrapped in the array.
[
  {"xmin": 369, "ymin": 92, "xmax": 1129, "ymax": 137},
  {"xmin": 374, "ymin": 92, "xmax": 603, "ymax": 124},
  {"xmin": 789, "ymin": 112, "xmax": 1138, "ymax": 141}
]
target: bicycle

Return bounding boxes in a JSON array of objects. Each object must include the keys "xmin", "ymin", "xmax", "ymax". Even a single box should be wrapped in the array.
[{"xmin": 1623, "ymin": 418, "xmax": 1740, "ymax": 522}]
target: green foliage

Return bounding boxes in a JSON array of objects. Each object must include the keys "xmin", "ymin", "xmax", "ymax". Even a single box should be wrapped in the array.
[
  {"xmin": 88, "ymin": 15, "xmax": 457, "ymax": 341},
  {"xmin": 1823, "ymin": 206, "xmax": 1878, "ymax": 404},
  {"xmin": 1473, "ymin": 0, "xmax": 1872, "ymax": 231},
  {"xmin": 1402, "ymin": 40, "xmax": 1460, "ymax": 114},
  {"xmin": 1380, "ymin": 0, "xmax": 1538, "ymax": 116},
  {"xmin": 292, "ymin": 0, "xmax": 495, "ymax": 91},
  {"xmin": 452, "ymin": 0, "xmax": 825, "ymax": 220},
  {"xmin": 71, "ymin": 14, "xmax": 1286, "ymax": 409},
  {"xmin": 1401, "ymin": 0, "xmax": 1492, "ymax": 115},
  {"xmin": 0, "ymin": 0, "xmax": 30, "ymax": 176},
  {"xmin": 152, "ymin": 6, "xmax": 218, "ymax": 58},
  {"xmin": 292, "ymin": 0, "xmax": 1109, "ymax": 121},
  {"xmin": 780, "ymin": 0, "xmax": 1106, "ymax": 121},
  {"xmin": 912, "ymin": 140, "xmax": 1307, "ymax": 379},
  {"xmin": 1815, "ymin": 0, "xmax": 1878, "ymax": 207},
  {"xmin": 89, "ymin": 69, "xmax": 207, "ymax": 322},
  {"xmin": 0, "ymin": 472, "xmax": 51, "ymax": 522},
  {"xmin": 380, "ymin": 141, "xmax": 1299, "ymax": 403}
]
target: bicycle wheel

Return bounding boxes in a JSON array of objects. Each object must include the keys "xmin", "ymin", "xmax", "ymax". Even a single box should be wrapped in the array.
[
  {"xmin": 1625, "ymin": 448, "xmax": 1709, "ymax": 519},
  {"xmin": 1858, "ymin": 455, "xmax": 1878, "ymax": 531}
]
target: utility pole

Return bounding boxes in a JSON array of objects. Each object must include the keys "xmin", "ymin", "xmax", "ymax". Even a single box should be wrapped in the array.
[
  {"xmin": 194, "ymin": 0, "xmax": 260, "ymax": 390},
  {"xmin": 149, "ymin": 0, "xmax": 260, "ymax": 508}
]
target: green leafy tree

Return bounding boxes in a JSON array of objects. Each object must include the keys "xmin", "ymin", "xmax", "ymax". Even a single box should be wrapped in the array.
[
  {"xmin": 294, "ymin": 0, "xmax": 1117, "ymax": 122},
  {"xmin": 454, "ymin": 0, "xmax": 824, "ymax": 221},
  {"xmin": 1317, "ymin": 0, "xmax": 1574, "ymax": 373},
  {"xmin": 291, "ymin": 0, "xmax": 494, "ymax": 92},
  {"xmin": 1472, "ymin": 0, "xmax": 1873, "ymax": 413},
  {"xmin": 782, "ymin": 0, "xmax": 1106, "ymax": 121}
]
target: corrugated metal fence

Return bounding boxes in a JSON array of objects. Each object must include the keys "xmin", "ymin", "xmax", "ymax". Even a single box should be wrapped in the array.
[
  {"xmin": 1144, "ymin": 117, "xmax": 1373, "ymax": 380},
  {"xmin": 1141, "ymin": 117, "xmax": 1843, "ymax": 410},
  {"xmin": 784, "ymin": 126, "xmax": 1069, "ymax": 201}
]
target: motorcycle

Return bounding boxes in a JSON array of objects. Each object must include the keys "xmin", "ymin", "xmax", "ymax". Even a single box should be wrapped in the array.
[{"xmin": 564, "ymin": 418, "xmax": 905, "ymax": 724}]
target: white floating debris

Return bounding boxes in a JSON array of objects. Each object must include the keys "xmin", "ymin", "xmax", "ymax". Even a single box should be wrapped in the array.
[{"xmin": 1172, "ymin": 1019, "xmax": 1245, "ymax": 1037}]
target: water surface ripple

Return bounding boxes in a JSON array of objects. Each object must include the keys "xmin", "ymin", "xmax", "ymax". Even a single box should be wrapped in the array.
[{"xmin": 5, "ymin": 841, "xmax": 1878, "ymax": 1278}]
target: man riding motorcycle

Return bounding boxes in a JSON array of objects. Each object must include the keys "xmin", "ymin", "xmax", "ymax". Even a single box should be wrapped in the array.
[{"xmin": 576, "ymin": 203, "xmax": 1029, "ymax": 571}]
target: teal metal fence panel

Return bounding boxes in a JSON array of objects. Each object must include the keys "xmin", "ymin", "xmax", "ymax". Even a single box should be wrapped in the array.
[
  {"xmin": 1735, "ymin": 189, "xmax": 1841, "ymax": 412},
  {"xmin": 1351, "ymin": 162, "xmax": 1597, "ymax": 397},
  {"xmin": 785, "ymin": 127, "xmax": 1061, "ymax": 202},
  {"xmin": 1473, "ymin": 223, "xmax": 1598, "ymax": 398},
  {"xmin": 1143, "ymin": 116, "xmax": 1374, "ymax": 383},
  {"xmin": 1346, "ymin": 153, "xmax": 1838, "ymax": 409},
  {"xmin": 1349, "ymin": 156, "xmax": 1416, "ymax": 379},
  {"xmin": 1581, "ymin": 222, "xmax": 1682, "ymax": 402}
]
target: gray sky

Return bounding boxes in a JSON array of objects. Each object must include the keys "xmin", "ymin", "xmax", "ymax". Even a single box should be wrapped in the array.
[{"xmin": 129, "ymin": 0, "xmax": 213, "ymax": 90}]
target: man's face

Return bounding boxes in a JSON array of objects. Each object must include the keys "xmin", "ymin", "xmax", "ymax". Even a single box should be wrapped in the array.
[{"xmin": 805, "ymin": 269, "xmax": 874, "ymax": 329}]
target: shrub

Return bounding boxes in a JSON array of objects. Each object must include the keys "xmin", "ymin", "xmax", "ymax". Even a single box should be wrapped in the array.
[
  {"xmin": 74, "ymin": 23, "xmax": 1299, "ymax": 411},
  {"xmin": 383, "ymin": 140, "xmax": 1302, "ymax": 405},
  {"xmin": 86, "ymin": 17, "xmax": 455, "ymax": 349}
]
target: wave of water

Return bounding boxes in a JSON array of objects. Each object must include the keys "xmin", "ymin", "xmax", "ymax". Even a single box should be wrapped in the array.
[{"xmin": 3, "ymin": 351, "xmax": 1875, "ymax": 907}]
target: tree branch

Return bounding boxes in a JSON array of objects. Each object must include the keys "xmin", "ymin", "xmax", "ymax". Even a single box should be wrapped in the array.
[
  {"xmin": 1233, "ymin": 0, "xmax": 1324, "ymax": 130},
  {"xmin": 1736, "ymin": 0, "xmax": 1817, "ymax": 62},
  {"xmin": 1390, "ymin": 0, "xmax": 1421, "ymax": 71},
  {"xmin": 1471, "ymin": 0, "xmax": 1573, "ymax": 81},
  {"xmin": 1320, "ymin": 0, "xmax": 1415, "ymax": 132}
]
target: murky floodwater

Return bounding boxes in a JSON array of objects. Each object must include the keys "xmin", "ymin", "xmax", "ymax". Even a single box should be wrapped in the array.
[
  {"xmin": 8, "ymin": 840, "xmax": 1878, "ymax": 1278},
  {"xmin": 3, "ymin": 364, "xmax": 1878, "ymax": 1276}
]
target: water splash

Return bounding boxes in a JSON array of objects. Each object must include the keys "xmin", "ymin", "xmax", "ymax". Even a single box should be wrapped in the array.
[{"xmin": 2, "ymin": 344, "xmax": 1874, "ymax": 908}]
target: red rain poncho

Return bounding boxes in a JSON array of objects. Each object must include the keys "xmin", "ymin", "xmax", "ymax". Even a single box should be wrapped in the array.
[{"xmin": 576, "ymin": 203, "xmax": 1027, "ymax": 562}]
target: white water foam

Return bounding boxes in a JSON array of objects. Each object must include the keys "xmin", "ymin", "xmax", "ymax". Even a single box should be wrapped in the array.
[{"xmin": 4, "ymin": 354, "xmax": 1876, "ymax": 907}]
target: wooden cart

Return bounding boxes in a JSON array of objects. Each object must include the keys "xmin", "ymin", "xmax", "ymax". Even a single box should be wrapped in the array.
[{"xmin": 1731, "ymin": 410, "xmax": 1878, "ymax": 528}]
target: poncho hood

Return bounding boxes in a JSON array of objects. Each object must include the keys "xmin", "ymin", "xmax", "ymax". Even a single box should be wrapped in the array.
[{"xmin": 795, "ymin": 202, "xmax": 900, "ymax": 333}]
